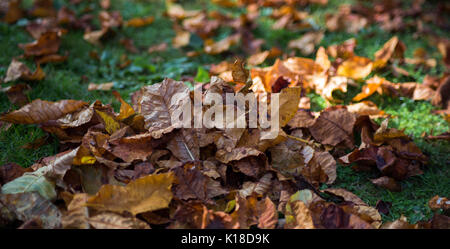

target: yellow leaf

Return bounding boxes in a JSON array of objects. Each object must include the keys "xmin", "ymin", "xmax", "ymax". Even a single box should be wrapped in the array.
[
  {"xmin": 278, "ymin": 87, "xmax": 301, "ymax": 127},
  {"xmin": 352, "ymin": 76, "xmax": 384, "ymax": 102},
  {"xmin": 112, "ymin": 91, "xmax": 135, "ymax": 121},
  {"xmin": 124, "ymin": 16, "xmax": 154, "ymax": 28},
  {"xmin": 86, "ymin": 172, "xmax": 175, "ymax": 215},
  {"xmin": 95, "ymin": 110, "xmax": 121, "ymax": 134},
  {"xmin": 337, "ymin": 56, "xmax": 373, "ymax": 80},
  {"xmin": 373, "ymin": 36, "xmax": 405, "ymax": 69},
  {"xmin": 73, "ymin": 146, "xmax": 96, "ymax": 166},
  {"xmin": 80, "ymin": 156, "xmax": 96, "ymax": 165}
]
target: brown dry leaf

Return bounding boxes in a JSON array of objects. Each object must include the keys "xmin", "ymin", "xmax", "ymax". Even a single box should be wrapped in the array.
[
  {"xmin": 308, "ymin": 106, "xmax": 356, "ymax": 148},
  {"xmin": 325, "ymin": 5, "xmax": 367, "ymax": 33},
  {"xmin": 269, "ymin": 138, "xmax": 308, "ymax": 176},
  {"xmin": 172, "ymin": 29, "xmax": 191, "ymax": 48},
  {"xmin": 108, "ymin": 134, "xmax": 155, "ymax": 163},
  {"xmin": 99, "ymin": 11, "xmax": 122, "ymax": 29},
  {"xmin": 381, "ymin": 81, "xmax": 418, "ymax": 99},
  {"xmin": 321, "ymin": 192, "xmax": 381, "ymax": 227},
  {"xmin": 148, "ymin": 43, "xmax": 168, "ymax": 53},
  {"xmin": 239, "ymin": 173, "xmax": 273, "ymax": 198},
  {"xmin": 288, "ymin": 31, "xmax": 324, "ymax": 55},
  {"xmin": 431, "ymin": 75, "xmax": 450, "ymax": 110},
  {"xmin": 138, "ymin": 78, "xmax": 190, "ymax": 138},
  {"xmin": 216, "ymin": 147, "xmax": 267, "ymax": 178},
  {"xmin": 310, "ymin": 75, "xmax": 349, "ymax": 101},
  {"xmin": 271, "ymin": 13, "xmax": 291, "ymax": 30},
  {"xmin": 83, "ymin": 28, "xmax": 109, "ymax": 46},
  {"xmin": 346, "ymin": 101, "xmax": 385, "ymax": 117},
  {"xmin": 381, "ymin": 215, "xmax": 418, "ymax": 229},
  {"xmin": 412, "ymin": 84, "xmax": 435, "ymax": 101},
  {"xmin": 1, "ymin": 83, "xmax": 31, "ymax": 107},
  {"xmin": 373, "ymin": 119, "xmax": 409, "ymax": 143},
  {"xmin": 204, "ymin": 34, "xmax": 240, "ymax": 55},
  {"xmin": 209, "ymin": 61, "xmax": 233, "ymax": 75},
  {"xmin": 277, "ymin": 87, "xmax": 301, "ymax": 127},
  {"xmin": 229, "ymin": 195, "xmax": 259, "ymax": 229},
  {"xmin": 19, "ymin": 31, "xmax": 61, "ymax": 57},
  {"xmin": 124, "ymin": 16, "xmax": 154, "ymax": 27},
  {"xmin": 115, "ymin": 162, "xmax": 154, "ymax": 184},
  {"xmin": 231, "ymin": 58, "xmax": 249, "ymax": 84},
  {"xmin": 4, "ymin": 59, "xmax": 45, "ymax": 83},
  {"xmin": 373, "ymin": 36, "xmax": 406, "ymax": 69},
  {"xmin": 182, "ymin": 13, "xmax": 219, "ymax": 39},
  {"xmin": 376, "ymin": 147, "xmax": 421, "ymax": 180},
  {"xmin": 437, "ymin": 41, "xmax": 450, "ymax": 69},
  {"xmin": 315, "ymin": 46, "xmax": 331, "ymax": 73},
  {"xmin": 323, "ymin": 188, "xmax": 367, "ymax": 206},
  {"xmin": 42, "ymin": 147, "xmax": 79, "ymax": 182},
  {"xmin": 86, "ymin": 172, "xmax": 174, "ymax": 215},
  {"xmin": 391, "ymin": 65, "xmax": 410, "ymax": 78},
  {"xmin": 166, "ymin": 129, "xmax": 200, "ymax": 162},
  {"xmin": 173, "ymin": 164, "xmax": 209, "ymax": 201},
  {"xmin": 405, "ymin": 48, "xmax": 437, "ymax": 68},
  {"xmin": 22, "ymin": 64, "xmax": 45, "ymax": 81},
  {"xmin": 2, "ymin": 0, "xmax": 24, "ymax": 24},
  {"xmin": 247, "ymin": 50, "xmax": 270, "ymax": 66},
  {"xmin": 284, "ymin": 200, "xmax": 314, "ymax": 229},
  {"xmin": 0, "ymin": 163, "xmax": 28, "ymax": 185},
  {"xmin": 287, "ymin": 109, "xmax": 316, "ymax": 129},
  {"xmin": 257, "ymin": 197, "xmax": 278, "ymax": 229},
  {"xmin": 317, "ymin": 203, "xmax": 374, "ymax": 229},
  {"xmin": 327, "ymin": 38, "xmax": 356, "ymax": 59},
  {"xmin": 259, "ymin": 59, "xmax": 297, "ymax": 92},
  {"xmin": 283, "ymin": 57, "xmax": 319, "ymax": 77},
  {"xmin": 302, "ymin": 150, "xmax": 337, "ymax": 186},
  {"xmin": 61, "ymin": 193, "xmax": 89, "ymax": 229},
  {"xmin": 89, "ymin": 212, "xmax": 150, "ymax": 229},
  {"xmin": 337, "ymin": 56, "xmax": 373, "ymax": 80},
  {"xmin": 25, "ymin": 18, "xmax": 59, "ymax": 40},
  {"xmin": 339, "ymin": 117, "xmax": 426, "ymax": 180},
  {"xmin": 100, "ymin": 0, "xmax": 110, "ymax": 9},
  {"xmin": 30, "ymin": 0, "xmax": 56, "ymax": 18},
  {"xmin": 36, "ymin": 54, "xmax": 68, "ymax": 65},
  {"xmin": 0, "ymin": 192, "xmax": 61, "ymax": 229},
  {"xmin": 120, "ymin": 38, "xmax": 139, "ymax": 54},
  {"xmin": 347, "ymin": 204, "xmax": 382, "ymax": 228},
  {"xmin": 0, "ymin": 99, "xmax": 87, "ymax": 124},
  {"xmin": 169, "ymin": 202, "xmax": 205, "ymax": 228},
  {"xmin": 427, "ymin": 214, "xmax": 450, "ymax": 229},
  {"xmin": 371, "ymin": 176, "xmax": 402, "ymax": 192},
  {"xmin": 88, "ymin": 82, "xmax": 114, "ymax": 91},
  {"xmin": 56, "ymin": 7, "xmax": 76, "ymax": 25},
  {"xmin": 166, "ymin": 4, "xmax": 200, "ymax": 20},
  {"xmin": 428, "ymin": 195, "xmax": 449, "ymax": 210}
]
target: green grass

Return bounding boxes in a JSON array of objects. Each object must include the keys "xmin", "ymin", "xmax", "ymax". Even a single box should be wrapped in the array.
[{"xmin": 0, "ymin": 0, "xmax": 449, "ymax": 224}]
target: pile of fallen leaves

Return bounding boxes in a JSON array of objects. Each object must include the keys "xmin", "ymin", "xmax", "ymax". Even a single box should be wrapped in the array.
[
  {"xmin": 0, "ymin": 60, "xmax": 447, "ymax": 229},
  {"xmin": 0, "ymin": 0, "xmax": 449, "ymax": 229}
]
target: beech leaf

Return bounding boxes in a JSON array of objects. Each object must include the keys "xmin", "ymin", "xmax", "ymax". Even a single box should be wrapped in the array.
[{"xmin": 86, "ymin": 172, "xmax": 174, "ymax": 215}]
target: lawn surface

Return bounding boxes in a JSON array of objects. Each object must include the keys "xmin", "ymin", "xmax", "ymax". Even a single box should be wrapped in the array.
[{"xmin": 0, "ymin": 0, "xmax": 449, "ymax": 223}]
